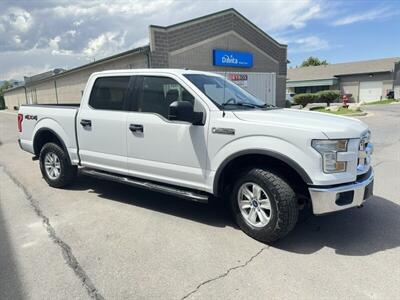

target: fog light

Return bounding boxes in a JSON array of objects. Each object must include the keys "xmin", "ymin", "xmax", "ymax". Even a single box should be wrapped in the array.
[{"xmin": 335, "ymin": 191, "xmax": 354, "ymax": 206}]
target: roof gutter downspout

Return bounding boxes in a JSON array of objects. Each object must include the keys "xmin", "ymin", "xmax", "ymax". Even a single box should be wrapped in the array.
[
  {"xmin": 145, "ymin": 47, "xmax": 151, "ymax": 68},
  {"xmin": 23, "ymin": 86, "xmax": 28, "ymax": 104}
]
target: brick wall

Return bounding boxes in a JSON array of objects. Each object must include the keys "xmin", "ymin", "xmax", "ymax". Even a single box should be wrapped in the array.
[
  {"xmin": 150, "ymin": 11, "xmax": 286, "ymax": 76},
  {"xmin": 149, "ymin": 10, "xmax": 287, "ymax": 105}
]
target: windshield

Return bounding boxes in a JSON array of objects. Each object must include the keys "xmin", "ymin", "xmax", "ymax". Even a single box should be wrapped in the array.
[{"xmin": 184, "ymin": 74, "xmax": 274, "ymax": 110}]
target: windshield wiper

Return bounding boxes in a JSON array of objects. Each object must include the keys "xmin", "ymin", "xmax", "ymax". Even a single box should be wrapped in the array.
[
  {"xmin": 257, "ymin": 103, "xmax": 277, "ymax": 109},
  {"xmin": 221, "ymin": 102, "xmax": 278, "ymax": 110},
  {"xmin": 221, "ymin": 102, "xmax": 259, "ymax": 108}
]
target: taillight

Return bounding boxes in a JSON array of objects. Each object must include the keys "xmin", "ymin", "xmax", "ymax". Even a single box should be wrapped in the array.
[{"xmin": 17, "ymin": 113, "xmax": 23, "ymax": 132}]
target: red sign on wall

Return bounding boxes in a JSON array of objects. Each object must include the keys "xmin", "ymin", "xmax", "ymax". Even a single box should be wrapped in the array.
[{"xmin": 228, "ymin": 74, "xmax": 248, "ymax": 81}]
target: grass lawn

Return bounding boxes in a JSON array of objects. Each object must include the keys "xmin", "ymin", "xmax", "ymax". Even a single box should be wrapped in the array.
[
  {"xmin": 364, "ymin": 99, "xmax": 399, "ymax": 105},
  {"xmin": 313, "ymin": 107, "xmax": 365, "ymax": 115}
]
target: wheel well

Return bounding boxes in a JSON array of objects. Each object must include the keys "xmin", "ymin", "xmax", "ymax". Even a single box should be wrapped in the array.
[
  {"xmin": 215, "ymin": 154, "xmax": 311, "ymax": 202},
  {"xmin": 33, "ymin": 129, "xmax": 65, "ymax": 156}
]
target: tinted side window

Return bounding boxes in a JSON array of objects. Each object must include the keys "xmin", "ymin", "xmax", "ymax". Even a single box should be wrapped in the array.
[
  {"xmin": 137, "ymin": 76, "xmax": 195, "ymax": 118},
  {"xmin": 89, "ymin": 76, "xmax": 130, "ymax": 110}
]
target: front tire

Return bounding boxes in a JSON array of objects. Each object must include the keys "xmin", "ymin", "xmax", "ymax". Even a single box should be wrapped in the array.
[
  {"xmin": 39, "ymin": 142, "xmax": 77, "ymax": 188},
  {"xmin": 230, "ymin": 168, "xmax": 298, "ymax": 243}
]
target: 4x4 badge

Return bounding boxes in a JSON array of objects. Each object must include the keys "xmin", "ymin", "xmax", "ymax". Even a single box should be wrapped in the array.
[{"xmin": 25, "ymin": 115, "xmax": 38, "ymax": 121}]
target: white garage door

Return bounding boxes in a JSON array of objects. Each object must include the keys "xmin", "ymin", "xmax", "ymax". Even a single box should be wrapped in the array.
[{"xmin": 359, "ymin": 81, "xmax": 382, "ymax": 102}]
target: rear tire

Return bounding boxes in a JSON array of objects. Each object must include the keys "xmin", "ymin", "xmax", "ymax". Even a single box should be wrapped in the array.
[
  {"xmin": 230, "ymin": 168, "xmax": 298, "ymax": 243},
  {"xmin": 39, "ymin": 142, "xmax": 77, "ymax": 188}
]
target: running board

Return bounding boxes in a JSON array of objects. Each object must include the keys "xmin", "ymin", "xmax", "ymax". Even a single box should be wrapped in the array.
[{"xmin": 80, "ymin": 169, "xmax": 209, "ymax": 203}]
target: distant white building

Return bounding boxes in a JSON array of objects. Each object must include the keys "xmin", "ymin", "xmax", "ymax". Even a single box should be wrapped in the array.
[{"xmin": 287, "ymin": 57, "xmax": 400, "ymax": 103}]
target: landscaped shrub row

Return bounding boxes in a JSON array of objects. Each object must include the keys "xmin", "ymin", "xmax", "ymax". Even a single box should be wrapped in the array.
[{"xmin": 293, "ymin": 90, "xmax": 340, "ymax": 106}]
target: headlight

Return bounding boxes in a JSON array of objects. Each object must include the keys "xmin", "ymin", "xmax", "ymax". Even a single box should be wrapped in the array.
[{"xmin": 312, "ymin": 139, "xmax": 348, "ymax": 173}]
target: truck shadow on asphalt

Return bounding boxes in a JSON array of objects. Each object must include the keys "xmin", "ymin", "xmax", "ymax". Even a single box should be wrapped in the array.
[
  {"xmin": 70, "ymin": 175, "xmax": 233, "ymax": 228},
  {"xmin": 70, "ymin": 175, "xmax": 399, "ymax": 256},
  {"xmin": 276, "ymin": 196, "xmax": 400, "ymax": 256}
]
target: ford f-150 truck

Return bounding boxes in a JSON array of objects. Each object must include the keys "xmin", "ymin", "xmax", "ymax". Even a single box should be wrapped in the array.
[{"xmin": 18, "ymin": 69, "xmax": 374, "ymax": 243}]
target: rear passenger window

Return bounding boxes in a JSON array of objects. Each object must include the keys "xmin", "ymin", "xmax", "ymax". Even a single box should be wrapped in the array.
[
  {"xmin": 89, "ymin": 77, "xmax": 130, "ymax": 110},
  {"xmin": 137, "ymin": 76, "xmax": 195, "ymax": 118}
]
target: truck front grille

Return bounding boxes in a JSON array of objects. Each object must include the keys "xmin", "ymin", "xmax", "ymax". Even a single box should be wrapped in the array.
[{"xmin": 357, "ymin": 131, "xmax": 372, "ymax": 174}]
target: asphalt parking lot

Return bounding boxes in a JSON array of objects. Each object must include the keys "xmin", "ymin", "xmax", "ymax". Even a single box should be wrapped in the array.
[{"xmin": 1, "ymin": 104, "xmax": 399, "ymax": 300}]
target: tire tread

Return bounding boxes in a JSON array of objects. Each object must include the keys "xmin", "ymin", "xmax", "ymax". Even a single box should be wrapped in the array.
[
  {"xmin": 231, "ymin": 168, "xmax": 298, "ymax": 243},
  {"xmin": 39, "ymin": 143, "xmax": 77, "ymax": 188}
]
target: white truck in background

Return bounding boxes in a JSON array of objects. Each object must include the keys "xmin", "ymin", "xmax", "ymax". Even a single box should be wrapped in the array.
[{"xmin": 17, "ymin": 69, "xmax": 374, "ymax": 243}]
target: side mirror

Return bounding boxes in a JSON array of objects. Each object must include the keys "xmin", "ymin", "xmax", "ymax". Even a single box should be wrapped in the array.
[{"xmin": 168, "ymin": 101, "xmax": 204, "ymax": 125}]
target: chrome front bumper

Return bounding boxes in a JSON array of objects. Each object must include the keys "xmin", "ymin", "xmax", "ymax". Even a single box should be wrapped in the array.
[{"xmin": 309, "ymin": 169, "xmax": 374, "ymax": 215}]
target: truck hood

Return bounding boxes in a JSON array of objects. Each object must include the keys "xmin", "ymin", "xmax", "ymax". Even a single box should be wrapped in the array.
[{"xmin": 233, "ymin": 108, "xmax": 368, "ymax": 139}]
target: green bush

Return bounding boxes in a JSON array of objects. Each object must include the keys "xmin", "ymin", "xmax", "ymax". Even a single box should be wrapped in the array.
[
  {"xmin": 293, "ymin": 90, "xmax": 340, "ymax": 107},
  {"xmin": 316, "ymin": 90, "xmax": 340, "ymax": 106},
  {"xmin": 285, "ymin": 100, "xmax": 292, "ymax": 108},
  {"xmin": 293, "ymin": 93, "xmax": 318, "ymax": 106}
]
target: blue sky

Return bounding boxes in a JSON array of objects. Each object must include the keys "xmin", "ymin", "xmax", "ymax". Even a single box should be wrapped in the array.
[
  {"xmin": 285, "ymin": 0, "xmax": 400, "ymax": 67},
  {"xmin": 0, "ymin": 0, "xmax": 399, "ymax": 80}
]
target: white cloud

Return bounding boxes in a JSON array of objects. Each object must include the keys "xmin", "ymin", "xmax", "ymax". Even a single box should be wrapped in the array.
[
  {"xmin": 2, "ymin": 7, "xmax": 33, "ymax": 32},
  {"xmin": 289, "ymin": 36, "xmax": 330, "ymax": 53},
  {"xmin": 13, "ymin": 35, "xmax": 21, "ymax": 44},
  {"xmin": 73, "ymin": 20, "xmax": 84, "ymax": 27},
  {"xmin": 49, "ymin": 36, "xmax": 61, "ymax": 50},
  {"xmin": 48, "ymin": 35, "xmax": 72, "ymax": 55},
  {"xmin": 51, "ymin": 0, "xmax": 175, "ymax": 18},
  {"xmin": 83, "ymin": 31, "xmax": 127, "ymax": 57},
  {"xmin": 333, "ymin": 7, "xmax": 393, "ymax": 26},
  {"xmin": 66, "ymin": 30, "xmax": 77, "ymax": 37},
  {"xmin": 131, "ymin": 37, "xmax": 149, "ymax": 48},
  {"xmin": 0, "ymin": 47, "xmax": 90, "ymax": 80},
  {"xmin": 4, "ymin": 64, "xmax": 51, "ymax": 80},
  {"xmin": 0, "ymin": 0, "xmax": 326, "ymax": 80}
]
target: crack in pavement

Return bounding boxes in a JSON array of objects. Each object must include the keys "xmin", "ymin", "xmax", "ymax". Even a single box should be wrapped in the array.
[
  {"xmin": 180, "ymin": 246, "xmax": 269, "ymax": 300},
  {"xmin": 1, "ymin": 166, "xmax": 105, "ymax": 300}
]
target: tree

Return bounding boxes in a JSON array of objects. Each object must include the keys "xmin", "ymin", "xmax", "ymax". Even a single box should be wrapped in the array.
[
  {"xmin": 0, "ymin": 81, "xmax": 12, "ymax": 110},
  {"xmin": 300, "ymin": 56, "xmax": 329, "ymax": 67}
]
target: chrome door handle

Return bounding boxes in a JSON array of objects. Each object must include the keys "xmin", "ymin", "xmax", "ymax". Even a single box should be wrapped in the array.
[
  {"xmin": 80, "ymin": 119, "xmax": 92, "ymax": 127},
  {"xmin": 129, "ymin": 124, "xmax": 143, "ymax": 133}
]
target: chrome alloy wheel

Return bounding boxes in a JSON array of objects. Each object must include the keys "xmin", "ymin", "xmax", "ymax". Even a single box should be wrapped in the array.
[
  {"xmin": 237, "ymin": 182, "xmax": 272, "ymax": 227},
  {"xmin": 44, "ymin": 152, "xmax": 61, "ymax": 180}
]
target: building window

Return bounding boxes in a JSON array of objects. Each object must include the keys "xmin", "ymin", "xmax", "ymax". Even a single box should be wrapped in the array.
[{"xmin": 294, "ymin": 85, "xmax": 330, "ymax": 94}]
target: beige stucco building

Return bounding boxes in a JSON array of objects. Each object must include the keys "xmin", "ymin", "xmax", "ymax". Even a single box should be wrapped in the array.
[{"xmin": 287, "ymin": 57, "xmax": 400, "ymax": 103}]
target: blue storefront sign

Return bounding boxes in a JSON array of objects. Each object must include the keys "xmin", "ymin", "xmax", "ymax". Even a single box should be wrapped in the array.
[{"xmin": 213, "ymin": 49, "xmax": 253, "ymax": 68}]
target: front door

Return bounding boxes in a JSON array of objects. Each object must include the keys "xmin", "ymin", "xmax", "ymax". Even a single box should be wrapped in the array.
[
  {"xmin": 126, "ymin": 75, "xmax": 209, "ymax": 191},
  {"xmin": 77, "ymin": 76, "xmax": 131, "ymax": 175}
]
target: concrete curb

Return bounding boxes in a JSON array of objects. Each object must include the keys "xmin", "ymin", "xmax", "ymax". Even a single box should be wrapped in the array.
[
  {"xmin": 0, "ymin": 110, "xmax": 18, "ymax": 115},
  {"xmin": 344, "ymin": 112, "xmax": 368, "ymax": 117}
]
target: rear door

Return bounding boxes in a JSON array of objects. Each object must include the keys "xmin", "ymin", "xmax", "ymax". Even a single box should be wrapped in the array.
[
  {"xmin": 126, "ymin": 74, "xmax": 209, "ymax": 190},
  {"xmin": 77, "ymin": 76, "xmax": 132, "ymax": 175}
]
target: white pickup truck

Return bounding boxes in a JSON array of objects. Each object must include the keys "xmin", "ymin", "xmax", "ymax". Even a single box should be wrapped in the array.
[{"xmin": 18, "ymin": 69, "xmax": 374, "ymax": 242}]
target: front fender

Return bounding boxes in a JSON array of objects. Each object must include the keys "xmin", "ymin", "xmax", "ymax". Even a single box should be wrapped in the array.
[{"xmin": 209, "ymin": 135, "xmax": 318, "ymax": 193}]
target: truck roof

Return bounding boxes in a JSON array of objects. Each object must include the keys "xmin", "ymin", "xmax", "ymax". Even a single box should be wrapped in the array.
[{"xmin": 91, "ymin": 69, "xmax": 222, "ymax": 77}]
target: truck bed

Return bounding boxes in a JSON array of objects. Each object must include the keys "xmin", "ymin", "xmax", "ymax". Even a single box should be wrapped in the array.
[
  {"xmin": 21, "ymin": 103, "xmax": 80, "ymax": 108},
  {"xmin": 18, "ymin": 104, "xmax": 80, "ymax": 161}
]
